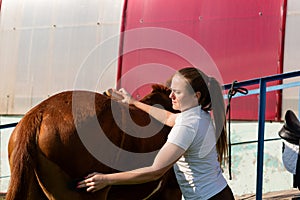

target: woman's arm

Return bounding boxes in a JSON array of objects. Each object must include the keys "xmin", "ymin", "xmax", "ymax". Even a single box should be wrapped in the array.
[
  {"xmin": 77, "ymin": 142, "xmax": 185, "ymax": 192},
  {"xmin": 115, "ymin": 88, "xmax": 178, "ymax": 127},
  {"xmin": 131, "ymin": 100, "xmax": 177, "ymax": 127}
]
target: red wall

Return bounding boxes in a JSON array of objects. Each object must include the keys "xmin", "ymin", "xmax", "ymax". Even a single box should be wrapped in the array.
[{"xmin": 118, "ymin": 0, "xmax": 286, "ymax": 121}]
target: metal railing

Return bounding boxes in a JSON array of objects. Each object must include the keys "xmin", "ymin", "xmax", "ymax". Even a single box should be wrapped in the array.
[
  {"xmin": 0, "ymin": 123, "xmax": 18, "ymax": 130},
  {"xmin": 224, "ymin": 70, "xmax": 300, "ymax": 200}
]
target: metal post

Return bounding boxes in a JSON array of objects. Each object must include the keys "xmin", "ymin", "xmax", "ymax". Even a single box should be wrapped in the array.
[
  {"xmin": 256, "ymin": 79, "xmax": 267, "ymax": 200},
  {"xmin": 299, "ymin": 87, "xmax": 300, "ymax": 120}
]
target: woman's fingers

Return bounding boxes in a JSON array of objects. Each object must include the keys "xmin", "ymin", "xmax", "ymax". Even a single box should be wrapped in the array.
[
  {"xmin": 110, "ymin": 88, "xmax": 132, "ymax": 104},
  {"xmin": 77, "ymin": 179, "xmax": 91, "ymax": 188},
  {"xmin": 118, "ymin": 88, "xmax": 127, "ymax": 94},
  {"xmin": 77, "ymin": 173, "xmax": 97, "ymax": 188},
  {"xmin": 77, "ymin": 173, "xmax": 108, "ymax": 192},
  {"xmin": 106, "ymin": 89, "xmax": 124, "ymax": 101},
  {"xmin": 105, "ymin": 88, "xmax": 135, "ymax": 104},
  {"xmin": 86, "ymin": 186, "xmax": 94, "ymax": 192},
  {"xmin": 85, "ymin": 172, "xmax": 98, "ymax": 179}
]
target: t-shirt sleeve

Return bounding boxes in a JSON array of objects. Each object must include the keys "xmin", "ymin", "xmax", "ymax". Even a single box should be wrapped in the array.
[{"xmin": 167, "ymin": 124, "xmax": 196, "ymax": 150}]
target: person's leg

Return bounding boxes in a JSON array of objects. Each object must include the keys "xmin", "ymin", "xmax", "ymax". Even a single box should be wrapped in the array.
[{"xmin": 209, "ymin": 185, "xmax": 235, "ymax": 200}]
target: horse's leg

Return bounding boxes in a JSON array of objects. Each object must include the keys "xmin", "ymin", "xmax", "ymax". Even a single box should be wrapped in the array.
[
  {"xmin": 7, "ymin": 145, "xmax": 48, "ymax": 200},
  {"xmin": 27, "ymin": 170, "xmax": 48, "ymax": 200},
  {"xmin": 7, "ymin": 126, "xmax": 47, "ymax": 200},
  {"xmin": 35, "ymin": 149, "xmax": 110, "ymax": 200}
]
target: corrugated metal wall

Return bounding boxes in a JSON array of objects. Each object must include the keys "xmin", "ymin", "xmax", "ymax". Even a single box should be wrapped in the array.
[
  {"xmin": 0, "ymin": 0, "xmax": 124, "ymax": 114},
  {"xmin": 118, "ymin": 0, "xmax": 286, "ymax": 121}
]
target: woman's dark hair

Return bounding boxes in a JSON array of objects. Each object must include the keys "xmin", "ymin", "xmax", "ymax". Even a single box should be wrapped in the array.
[{"xmin": 177, "ymin": 67, "xmax": 228, "ymax": 164}]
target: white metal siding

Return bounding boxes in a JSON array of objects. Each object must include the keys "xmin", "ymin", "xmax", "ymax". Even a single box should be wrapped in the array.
[{"xmin": 0, "ymin": 0, "xmax": 124, "ymax": 114}]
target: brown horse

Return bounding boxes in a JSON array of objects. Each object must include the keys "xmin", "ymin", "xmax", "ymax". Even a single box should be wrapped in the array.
[{"xmin": 6, "ymin": 84, "xmax": 181, "ymax": 200}]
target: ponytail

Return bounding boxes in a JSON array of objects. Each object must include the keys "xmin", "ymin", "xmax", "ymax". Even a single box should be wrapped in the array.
[{"xmin": 208, "ymin": 77, "xmax": 228, "ymax": 164}]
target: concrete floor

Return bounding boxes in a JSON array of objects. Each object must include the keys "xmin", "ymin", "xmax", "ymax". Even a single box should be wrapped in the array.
[{"xmin": 236, "ymin": 189, "xmax": 300, "ymax": 200}]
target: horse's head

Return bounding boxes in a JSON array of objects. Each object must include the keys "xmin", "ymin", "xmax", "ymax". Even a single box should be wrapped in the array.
[{"xmin": 140, "ymin": 84, "xmax": 176, "ymax": 113}]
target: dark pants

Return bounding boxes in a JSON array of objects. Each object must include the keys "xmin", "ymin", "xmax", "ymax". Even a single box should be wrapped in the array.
[{"xmin": 209, "ymin": 185, "xmax": 235, "ymax": 200}]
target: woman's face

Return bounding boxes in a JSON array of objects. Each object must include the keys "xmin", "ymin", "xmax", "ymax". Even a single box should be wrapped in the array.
[{"xmin": 169, "ymin": 74, "xmax": 199, "ymax": 112}]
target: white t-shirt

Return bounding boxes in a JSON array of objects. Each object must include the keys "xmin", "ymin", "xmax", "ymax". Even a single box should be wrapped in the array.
[{"xmin": 167, "ymin": 106, "xmax": 227, "ymax": 200}]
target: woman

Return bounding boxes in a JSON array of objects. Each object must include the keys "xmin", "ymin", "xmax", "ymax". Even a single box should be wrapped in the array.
[{"xmin": 78, "ymin": 67, "xmax": 234, "ymax": 199}]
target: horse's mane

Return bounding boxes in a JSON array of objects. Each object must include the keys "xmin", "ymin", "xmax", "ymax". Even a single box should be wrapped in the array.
[{"xmin": 150, "ymin": 84, "xmax": 170, "ymax": 94}]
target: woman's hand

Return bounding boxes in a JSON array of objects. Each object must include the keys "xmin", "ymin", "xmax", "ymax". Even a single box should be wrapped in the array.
[
  {"xmin": 77, "ymin": 172, "xmax": 109, "ymax": 192},
  {"xmin": 113, "ymin": 88, "xmax": 135, "ymax": 104}
]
